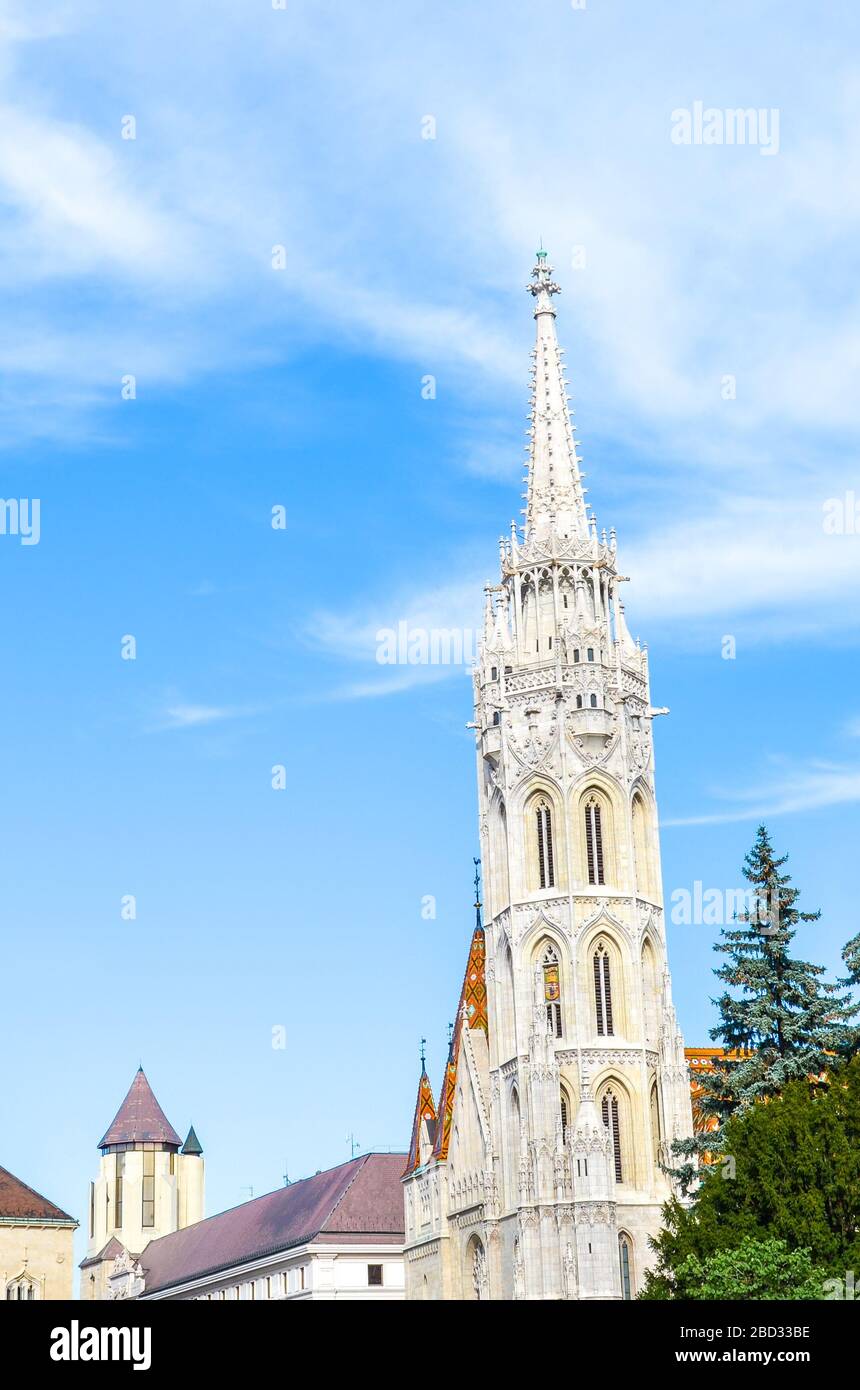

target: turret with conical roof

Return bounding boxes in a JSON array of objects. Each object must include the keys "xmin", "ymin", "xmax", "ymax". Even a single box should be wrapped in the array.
[
  {"xmin": 82, "ymin": 1067, "xmax": 205, "ymax": 1299},
  {"xmin": 98, "ymin": 1067, "xmax": 182, "ymax": 1151},
  {"xmin": 181, "ymin": 1125, "xmax": 203, "ymax": 1157}
]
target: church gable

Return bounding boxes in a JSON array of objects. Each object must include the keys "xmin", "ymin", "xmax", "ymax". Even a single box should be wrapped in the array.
[
  {"xmin": 404, "ymin": 1072, "xmax": 437, "ymax": 1175},
  {"xmin": 433, "ymin": 924, "xmax": 488, "ymax": 1162}
]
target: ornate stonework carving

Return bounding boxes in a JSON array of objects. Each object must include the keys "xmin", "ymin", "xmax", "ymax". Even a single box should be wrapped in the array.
[{"xmin": 401, "ymin": 250, "xmax": 695, "ymax": 1304}]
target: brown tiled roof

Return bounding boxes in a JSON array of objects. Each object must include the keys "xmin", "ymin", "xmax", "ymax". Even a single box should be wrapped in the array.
[
  {"xmin": 79, "ymin": 1236, "xmax": 129, "ymax": 1269},
  {"xmin": 139, "ymin": 1153, "xmax": 406, "ymax": 1295},
  {"xmin": 0, "ymin": 1165, "xmax": 76, "ymax": 1224},
  {"xmin": 98, "ymin": 1068, "xmax": 182, "ymax": 1149}
]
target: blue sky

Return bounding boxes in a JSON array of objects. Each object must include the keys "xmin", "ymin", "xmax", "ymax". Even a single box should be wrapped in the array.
[{"xmin": 1, "ymin": 0, "xmax": 859, "ymax": 1273}]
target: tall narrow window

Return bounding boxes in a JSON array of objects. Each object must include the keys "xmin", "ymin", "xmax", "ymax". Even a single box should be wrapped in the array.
[
  {"xmin": 590, "ymin": 693, "xmax": 598, "ymax": 708},
  {"xmin": 593, "ymin": 943, "xmax": 614, "ymax": 1037},
  {"xmin": 650, "ymin": 1081, "xmax": 662, "ymax": 1163},
  {"xmin": 585, "ymin": 797, "xmax": 605, "ymax": 885},
  {"xmin": 89, "ymin": 1182, "xmax": 94, "ymax": 1238},
  {"xmin": 619, "ymin": 1234, "xmax": 633, "ymax": 1299},
  {"xmin": 560, "ymin": 1093, "xmax": 569, "ymax": 1143},
  {"xmin": 602, "ymin": 1090, "xmax": 623, "ymax": 1182},
  {"xmin": 536, "ymin": 799, "xmax": 555, "ymax": 889},
  {"xmin": 142, "ymin": 1150, "xmax": 155, "ymax": 1228},
  {"xmin": 542, "ymin": 944, "xmax": 562, "ymax": 1037},
  {"xmin": 115, "ymin": 1153, "xmax": 125, "ymax": 1230}
]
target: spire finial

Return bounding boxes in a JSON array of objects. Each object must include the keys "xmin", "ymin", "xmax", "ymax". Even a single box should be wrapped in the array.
[
  {"xmin": 420, "ymin": 1036, "xmax": 427, "ymax": 1071},
  {"xmin": 473, "ymin": 856, "xmax": 483, "ymax": 931},
  {"xmin": 528, "ymin": 248, "xmax": 560, "ymax": 304}
]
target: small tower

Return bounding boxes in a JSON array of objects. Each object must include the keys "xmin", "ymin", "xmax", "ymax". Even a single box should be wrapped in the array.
[{"xmin": 80, "ymin": 1068, "xmax": 204, "ymax": 1300}]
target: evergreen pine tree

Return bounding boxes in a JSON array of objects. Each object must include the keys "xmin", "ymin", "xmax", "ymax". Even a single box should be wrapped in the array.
[
  {"xmin": 671, "ymin": 825, "xmax": 856, "ymax": 1183},
  {"xmin": 837, "ymin": 928, "xmax": 860, "ymax": 1057}
]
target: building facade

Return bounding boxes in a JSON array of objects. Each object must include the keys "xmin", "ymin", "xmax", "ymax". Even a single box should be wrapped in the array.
[
  {"xmin": 1, "ymin": 1165, "xmax": 77, "ymax": 1300},
  {"xmin": 403, "ymin": 253, "xmax": 694, "ymax": 1300},
  {"xmin": 80, "ymin": 1067, "xmax": 204, "ymax": 1299},
  {"xmin": 107, "ymin": 1154, "xmax": 405, "ymax": 1301}
]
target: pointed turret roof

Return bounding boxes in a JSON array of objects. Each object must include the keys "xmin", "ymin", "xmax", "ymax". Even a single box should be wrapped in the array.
[
  {"xmin": 182, "ymin": 1125, "xmax": 203, "ymax": 1157},
  {"xmin": 404, "ymin": 1071, "xmax": 437, "ymax": 1176},
  {"xmin": 523, "ymin": 249, "xmax": 589, "ymax": 546},
  {"xmin": 432, "ymin": 921, "xmax": 488, "ymax": 1162},
  {"xmin": 98, "ymin": 1067, "xmax": 182, "ymax": 1150}
]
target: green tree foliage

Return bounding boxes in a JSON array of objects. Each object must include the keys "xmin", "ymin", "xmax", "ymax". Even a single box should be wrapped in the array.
[
  {"xmin": 671, "ymin": 826, "xmax": 857, "ymax": 1184},
  {"xmin": 644, "ymin": 1059, "xmax": 860, "ymax": 1298},
  {"xmin": 661, "ymin": 1237, "xmax": 827, "ymax": 1301}
]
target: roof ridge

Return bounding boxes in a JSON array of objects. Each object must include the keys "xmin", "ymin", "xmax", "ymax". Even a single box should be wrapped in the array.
[{"xmin": 317, "ymin": 1154, "xmax": 370, "ymax": 1232}]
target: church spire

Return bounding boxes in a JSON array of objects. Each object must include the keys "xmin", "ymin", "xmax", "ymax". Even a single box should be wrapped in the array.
[{"xmin": 523, "ymin": 249, "xmax": 589, "ymax": 546}]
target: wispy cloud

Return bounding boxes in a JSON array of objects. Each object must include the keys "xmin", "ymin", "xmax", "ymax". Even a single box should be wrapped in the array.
[
  {"xmin": 305, "ymin": 576, "xmax": 483, "ymax": 699},
  {"xmin": 154, "ymin": 703, "xmax": 259, "ymax": 732},
  {"xmin": 1, "ymin": 1, "xmax": 859, "ymax": 647},
  {"xmin": 664, "ymin": 758, "xmax": 860, "ymax": 827}
]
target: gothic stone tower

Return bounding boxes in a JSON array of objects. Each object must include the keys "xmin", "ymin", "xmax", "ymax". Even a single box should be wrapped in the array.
[
  {"xmin": 80, "ymin": 1068, "xmax": 204, "ymax": 1299},
  {"xmin": 402, "ymin": 252, "xmax": 693, "ymax": 1301}
]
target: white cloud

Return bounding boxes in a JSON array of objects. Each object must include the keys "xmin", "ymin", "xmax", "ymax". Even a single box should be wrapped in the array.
[
  {"xmin": 663, "ymin": 758, "xmax": 860, "ymax": 827},
  {"xmin": 0, "ymin": 0, "xmax": 858, "ymax": 647},
  {"xmin": 306, "ymin": 576, "xmax": 484, "ymax": 698},
  {"xmin": 157, "ymin": 704, "xmax": 253, "ymax": 731}
]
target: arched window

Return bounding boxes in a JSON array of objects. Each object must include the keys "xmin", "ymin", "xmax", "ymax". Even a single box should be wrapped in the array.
[
  {"xmin": 469, "ymin": 1236, "xmax": 488, "ymax": 1300},
  {"xmin": 584, "ymin": 797, "xmax": 605, "ymax": 885},
  {"xmin": 541, "ymin": 943, "xmax": 563, "ymax": 1038},
  {"xmin": 632, "ymin": 793, "xmax": 655, "ymax": 899},
  {"xmin": 589, "ymin": 693, "xmax": 598, "ymax": 708},
  {"xmin": 573, "ymin": 648, "xmax": 580, "ymax": 663},
  {"xmin": 641, "ymin": 938, "xmax": 660, "ymax": 1044},
  {"xmin": 650, "ymin": 1080, "xmax": 662, "ymax": 1163},
  {"xmin": 560, "ymin": 1090, "xmax": 569, "ymax": 1142},
  {"xmin": 576, "ymin": 694, "xmax": 583, "ymax": 709},
  {"xmin": 535, "ymin": 798, "xmax": 555, "ymax": 889},
  {"xmin": 601, "ymin": 1088, "xmax": 623, "ymax": 1182},
  {"xmin": 6, "ymin": 1277, "xmax": 37, "ymax": 1300},
  {"xmin": 508, "ymin": 1087, "xmax": 521, "ymax": 1206},
  {"xmin": 587, "ymin": 647, "xmax": 595, "ymax": 661},
  {"xmin": 593, "ymin": 942, "xmax": 614, "ymax": 1037},
  {"xmin": 492, "ymin": 710, "xmax": 500, "ymax": 726},
  {"xmin": 619, "ymin": 1233, "xmax": 633, "ymax": 1299}
]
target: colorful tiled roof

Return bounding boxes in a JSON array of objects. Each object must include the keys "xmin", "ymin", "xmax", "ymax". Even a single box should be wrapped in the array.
[
  {"xmin": 0, "ymin": 1165, "xmax": 76, "ymax": 1224},
  {"xmin": 137, "ymin": 1154, "xmax": 406, "ymax": 1295},
  {"xmin": 98, "ymin": 1067, "xmax": 182, "ymax": 1150},
  {"xmin": 404, "ymin": 1071, "xmax": 437, "ymax": 1176},
  {"xmin": 685, "ymin": 1047, "xmax": 745, "ymax": 1134},
  {"xmin": 433, "ymin": 924, "xmax": 487, "ymax": 1162}
]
